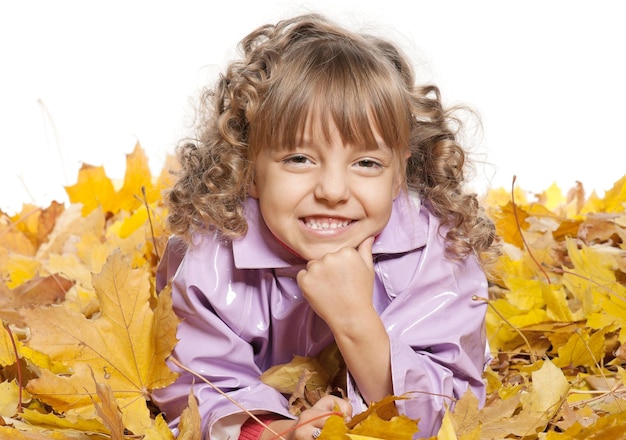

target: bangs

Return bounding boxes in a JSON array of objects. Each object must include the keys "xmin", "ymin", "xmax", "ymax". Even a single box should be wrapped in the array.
[{"xmin": 249, "ymin": 35, "xmax": 412, "ymax": 155}]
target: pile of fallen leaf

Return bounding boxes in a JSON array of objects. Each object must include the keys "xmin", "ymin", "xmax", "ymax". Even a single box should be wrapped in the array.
[{"xmin": 1, "ymin": 144, "xmax": 625, "ymax": 439}]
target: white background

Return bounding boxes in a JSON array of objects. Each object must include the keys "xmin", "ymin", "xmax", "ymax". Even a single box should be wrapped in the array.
[{"xmin": 1, "ymin": 0, "xmax": 625, "ymax": 214}]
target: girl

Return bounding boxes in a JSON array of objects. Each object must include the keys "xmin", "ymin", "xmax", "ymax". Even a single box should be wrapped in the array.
[{"xmin": 152, "ymin": 13, "xmax": 498, "ymax": 440}]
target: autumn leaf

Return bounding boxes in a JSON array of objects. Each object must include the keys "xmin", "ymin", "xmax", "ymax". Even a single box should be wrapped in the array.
[
  {"xmin": 0, "ymin": 274, "xmax": 73, "ymax": 327},
  {"xmin": 176, "ymin": 390, "xmax": 202, "ymax": 440},
  {"xmin": 64, "ymin": 163, "xmax": 117, "ymax": 216},
  {"xmin": 0, "ymin": 380, "xmax": 22, "ymax": 418},
  {"xmin": 91, "ymin": 369, "xmax": 125, "ymax": 440},
  {"xmin": 261, "ymin": 356, "xmax": 330, "ymax": 395},
  {"xmin": 20, "ymin": 251, "xmax": 179, "ymax": 435}
]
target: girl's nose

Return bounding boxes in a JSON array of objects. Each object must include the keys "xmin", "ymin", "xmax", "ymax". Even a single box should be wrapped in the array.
[{"xmin": 314, "ymin": 166, "xmax": 350, "ymax": 205}]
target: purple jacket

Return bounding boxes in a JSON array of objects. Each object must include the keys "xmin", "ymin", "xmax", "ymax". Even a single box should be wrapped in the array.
[{"xmin": 152, "ymin": 193, "xmax": 489, "ymax": 439}]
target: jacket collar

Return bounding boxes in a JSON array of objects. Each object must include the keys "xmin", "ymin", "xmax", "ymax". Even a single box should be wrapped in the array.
[{"xmin": 232, "ymin": 192, "xmax": 428, "ymax": 269}]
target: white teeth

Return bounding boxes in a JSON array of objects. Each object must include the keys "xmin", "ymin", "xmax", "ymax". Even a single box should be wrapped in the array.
[{"xmin": 304, "ymin": 218, "xmax": 351, "ymax": 230}]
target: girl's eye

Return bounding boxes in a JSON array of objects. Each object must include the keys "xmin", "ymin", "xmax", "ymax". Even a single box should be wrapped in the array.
[
  {"xmin": 356, "ymin": 159, "xmax": 382, "ymax": 169},
  {"xmin": 283, "ymin": 154, "xmax": 311, "ymax": 165}
]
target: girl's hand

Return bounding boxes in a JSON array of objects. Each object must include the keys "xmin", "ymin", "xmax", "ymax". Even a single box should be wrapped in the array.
[
  {"xmin": 296, "ymin": 237, "xmax": 393, "ymax": 404},
  {"xmin": 288, "ymin": 395, "xmax": 352, "ymax": 440},
  {"xmin": 296, "ymin": 237, "xmax": 376, "ymax": 328}
]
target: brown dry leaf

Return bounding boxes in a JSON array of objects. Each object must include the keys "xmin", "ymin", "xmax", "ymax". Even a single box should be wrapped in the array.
[
  {"xmin": 10, "ymin": 202, "xmax": 65, "ymax": 250},
  {"xmin": 0, "ymin": 274, "xmax": 73, "ymax": 327},
  {"xmin": 579, "ymin": 214, "xmax": 626, "ymax": 245},
  {"xmin": 287, "ymin": 368, "xmax": 319, "ymax": 414}
]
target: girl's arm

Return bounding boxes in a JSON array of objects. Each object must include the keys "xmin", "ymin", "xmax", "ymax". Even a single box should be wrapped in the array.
[{"xmin": 297, "ymin": 237, "xmax": 392, "ymax": 404}]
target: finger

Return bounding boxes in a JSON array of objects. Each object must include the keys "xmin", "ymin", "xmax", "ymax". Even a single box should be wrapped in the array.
[
  {"xmin": 315, "ymin": 395, "xmax": 352, "ymax": 418},
  {"xmin": 334, "ymin": 397, "xmax": 352, "ymax": 419},
  {"xmin": 357, "ymin": 236, "xmax": 375, "ymax": 269},
  {"xmin": 311, "ymin": 427, "xmax": 322, "ymax": 439}
]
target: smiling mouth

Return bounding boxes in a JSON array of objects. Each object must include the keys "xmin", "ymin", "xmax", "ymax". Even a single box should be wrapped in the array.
[{"xmin": 302, "ymin": 217, "xmax": 353, "ymax": 230}]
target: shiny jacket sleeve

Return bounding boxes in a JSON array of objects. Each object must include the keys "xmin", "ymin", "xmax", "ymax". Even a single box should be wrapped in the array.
[
  {"xmin": 151, "ymin": 235, "xmax": 294, "ymax": 437},
  {"xmin": 373, "ymin": 209, "xmax": 489, "ymax": 437}
]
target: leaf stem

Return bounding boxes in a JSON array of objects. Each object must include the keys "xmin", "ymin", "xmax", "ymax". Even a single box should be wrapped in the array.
[
  {"xmin": 511, "ymin": 175, "xmax": 552, "ymax": 285},
  {"xmin": 3, "ymin": 321, "xmax": 23, "ymax": 413},
  {"xmin": 169, "ymin": 356, "xmax": 286, "ymax": 439},
  {"xmin": 473, "ymin": 295, "xmax": 538, "ymax": 364},
  {"xmin": 141, "ymin": 186, "xmax": 160, "ymax": 262}
]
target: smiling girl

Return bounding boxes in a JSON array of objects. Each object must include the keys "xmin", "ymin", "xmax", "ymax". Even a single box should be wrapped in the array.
[{"xmin": 152, "ymin": 13, "xmax": 499, "ymax": 440}]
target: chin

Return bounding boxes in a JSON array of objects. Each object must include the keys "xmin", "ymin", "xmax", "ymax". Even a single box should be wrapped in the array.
[{"xmin": 301, "ymin": 245, "xmax": 350, "ymax": 261}]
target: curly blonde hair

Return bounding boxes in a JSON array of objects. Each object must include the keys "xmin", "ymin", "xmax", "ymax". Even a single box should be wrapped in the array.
[{"xmin": 166, "ymin": 13, "xmax": 498, "ymax": 262}]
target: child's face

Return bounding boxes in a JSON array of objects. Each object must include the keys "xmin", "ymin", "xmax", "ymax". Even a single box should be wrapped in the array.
[{"xmin": 249, "ymin": 117, "xmax": 405, "ymax": 261}]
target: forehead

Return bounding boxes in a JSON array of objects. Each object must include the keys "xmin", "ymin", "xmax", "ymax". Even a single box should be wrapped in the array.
[{"xmin": 296, "ymin": 109, "xmax": 391, "ymax": 152}]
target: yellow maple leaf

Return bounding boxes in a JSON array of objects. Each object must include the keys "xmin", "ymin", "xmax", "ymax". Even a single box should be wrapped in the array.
[
  {"xmin": 65, "ymin": 164, "xmax": 117, "ymax": 216},
  {"xmin": 260, "ymin": 355, "xmax": 330, "ymax": 394},
  {"xmin": 19, "ymin": 405, "xmax": 108, "ymax": 434},
  {"xmin": 537, "ymin": 182, "xmax": 566, "ymax": 213},
  {"xmin": 0, "ymin": 324, "xmax": 17, "ymax": 366},
  {"xmin": 0, "ymin": 424, "xmax": 85, "ymax": 440},
  {"xmin": 176, "ymin": 390, "xmax": 202, "ymax": 440},
  {"xmin": 0, "ymin": 380, "xmax": 21, "ymax": 418},
  {"xmin": 10, "ymin": 202, "xmax": 65, "ymax": 251},
  {"xmin": 486, "ymin": 297, "xmax": 549, "ymax": 352},
  {"xmin": 597, "ymin": 174, "xmax": 626, "ymax": 214},
  {"xmin": 1, "ymin": 254, "xmax": 41, "ymax": 289},
  {"xmin": 490, "ymin": 201, "xmax": 529, "ymax": 249},
  {"xmin": 114, "ymin": 143, "xmax": 155, "ymax": 214},
  {"xmin": 520, "ymin": 359, "xmax": 569, "ymax": 416},
  {"xmin": 20, "ymin": 251, "xmax": 179, "ymax": 435},
  {"xmin": 349, "ymin": 412, "xmax": 418, "ymax": 440},
  {"xmin": 91, "ymin": 372, "xmax": 125, "ymax": 440},
  {"xmin": 1, "ymin": 206, "xmax": 39, "ymax": 257},
  {"xmin": 318, "ymin": 412, "xmax": 350, "ymax": 439},
  {"xmin": 482, "ymin": 185, "xmax": 529, "ymax": 208},
  {"xmin": 552, "ymin": 325, "xmax": 616, "ymax": 370},
  {"xmin": 435, "ymin": 407, "xmax": 458, "ymax": 440},
  {"xmin": 143, "ymin": 414, "xmax": 176, "ymax": 440},
  {"xmin": 563, "ymin": 238, "xmax": 624, "ymax": 316}
]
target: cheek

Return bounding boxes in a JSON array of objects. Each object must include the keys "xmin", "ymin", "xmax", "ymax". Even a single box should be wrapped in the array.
[{"xmin": 393, "ymin": 164, "xmax": 407, "ymax": 198}]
